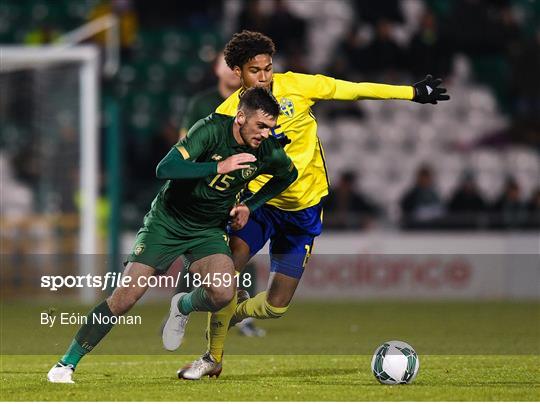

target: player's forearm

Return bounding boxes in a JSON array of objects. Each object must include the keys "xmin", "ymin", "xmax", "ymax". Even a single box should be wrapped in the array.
[
  {"xmin": 333, "ymin": 80, "xmax": 414, "ymax": 101},
  {"xmin": 244, "ymin": 168, "xmax": 298, "ymax": 212},
  {"xmin": 156, "ymin": 148, "xmax": 217, "ymax": 180}
]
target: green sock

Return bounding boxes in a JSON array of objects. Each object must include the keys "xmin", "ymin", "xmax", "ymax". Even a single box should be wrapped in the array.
[
  {"xmin": 178, "ymin": 287, "xmax": 218, "ymax": 315},
  {"xmin": 60, "ymin": 300, "xmax": 115, "ymax": 368},
  {"xmin": 60, "ymin": 340, "xmax": 87, "ymax": 368}
]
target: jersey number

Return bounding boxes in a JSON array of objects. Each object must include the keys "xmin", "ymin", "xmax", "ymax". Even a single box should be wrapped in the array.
[
  {"xmin": 209, "ymin": 174, "xmax": 235, "ymax": 191},
  {"xmin": 302, "ymin": 243, "xmax": 312, "ymax": 268}
]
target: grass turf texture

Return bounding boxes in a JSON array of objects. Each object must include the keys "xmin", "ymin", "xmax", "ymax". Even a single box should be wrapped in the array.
[
  {"xmin": 1, "ymin": 355, "xmax": 539, "ymax": 401},
  {"xmin": 1, "ymin": 301, "xmax": 539, "ymax": 400}
]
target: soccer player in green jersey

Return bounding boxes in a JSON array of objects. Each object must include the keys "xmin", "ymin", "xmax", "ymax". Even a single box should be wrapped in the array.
[
  {"xmin": 173, "ymin": 52, "xmax": 265, "ymax": 337},
  {"xmin": 167, "ymin": 31, "xmax": 449, "ymax": 380},
  {"xmin": 47, "ymin": 87, "xmax": 298, "ymax": 383}
]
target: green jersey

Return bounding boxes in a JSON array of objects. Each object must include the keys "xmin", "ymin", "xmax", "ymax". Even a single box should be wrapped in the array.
[
  {"xmin": 127, "ymin": 113, "xmax": 297, "ymax": 273},
  {"xmin": 154, "ymin": 113, "xmax": 295, "ymax": 233},
  {"xmin": 181, "ymin": 88, "xmax": 224, "ymax": 132}
]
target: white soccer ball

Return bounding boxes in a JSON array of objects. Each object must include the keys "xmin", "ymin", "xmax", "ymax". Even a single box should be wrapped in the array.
[{"xmin": 371, "ymin": 340, "xmax": 419, "ymax": 385}]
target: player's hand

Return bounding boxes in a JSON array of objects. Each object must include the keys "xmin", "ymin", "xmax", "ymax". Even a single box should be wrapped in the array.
[
  {"xmin": 229, "ymin": 204, "xmax": 250, "ymax": 231},
  {"xmin": 412, "ymin": 74, "xmax": 450, "ymax": 104},
  {"xmin": 217, "ymin": 153, "xmax": 257, "ymax": 174}
]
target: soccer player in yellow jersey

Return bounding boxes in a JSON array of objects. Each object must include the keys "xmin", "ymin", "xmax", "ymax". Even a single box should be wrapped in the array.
[{"xmin": 165, "ymin": 30, "xmax": 449, "ymax": 380}]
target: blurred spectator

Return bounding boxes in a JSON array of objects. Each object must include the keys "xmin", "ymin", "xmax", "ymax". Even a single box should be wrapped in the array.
[
  {"xmin": 24, "ymin": 24, "xmax": 61, "ymax": 45},
  {"xmin": 265, "ymin": 0, "xmax": 308, "ymax": 71},
  {"xmin": 400, "ymin": 164, "xmax": 444, "ymax": 229},
  {"xmin": 446, "ymin": 171, "xmax": 487, "ymax": 229},
  {"xmin": 124, "ymin": 117, "xmax": 178, "ymax": 219},
  {"xmin": 490, "ymin": 177, "xmax": 528, "ymax": 228},
  {"xmin": 508, "ymin": 28, "xmax": 540, "ymax": 119},
  {"xmin": 180, "ymin": 52, "xmax": 241, "ymax": 137},
  {"xmin": 237, "ymin": 0, "xmax": 269, "ymax": 34},
  {"xmin": 444, "ymin": 0, "xmax": 520, "ymax": 56},
  {"xmin": 444, "ymin": 0, "xmax": 501, "ymax": 56},
  {"xmin": 149, "ymin": 119, "xmax": 181, "ymax": 175},
  {"xmin": 89, "ymin": 0, "xmax": 138, "ymax": 60},
  {"xmin": 134, "ymin": 0, "xmax": 221, "ymax": 28},
  {"xmin": 407, "ymin": 10, "xmax": 451, "ymax": 77},
  {"xmin": 0, "ymin": 153, "xmax": 33, "ymax": 218},
  {"xmin": 526, "ymin": 188, "xmax": 540, "ymax": 228},
  {"xmin": 362, "ymin": 19, "xmax": 404, "ymax": 75},
  {"xmin": 324, "ymin": 171, "xmax": 381, "ymax": 230},
  {"xmin": 352, "ymin": 0, "xmax": 404, "ymax": 24},
  {"xmin": 236, "ymin": 0, "xmax": 308, "ymax": 71},
  {"xmin": 496, "ymin": 2, "xmax": 521, "ymax": 52},
  {"xmin": 328, "ymin": 26, "xmax": 370, "ymax": 80}
]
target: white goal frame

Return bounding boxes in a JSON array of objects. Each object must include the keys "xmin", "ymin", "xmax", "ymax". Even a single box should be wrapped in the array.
[{"xmin": 1, "ymin": 45, "xmax": 100, "ymax": 303}]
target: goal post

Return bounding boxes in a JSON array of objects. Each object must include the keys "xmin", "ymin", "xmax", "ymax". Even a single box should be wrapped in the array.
[{"xmin": 1, "ymin": 45, "xmax": 100, "ymax": 303}]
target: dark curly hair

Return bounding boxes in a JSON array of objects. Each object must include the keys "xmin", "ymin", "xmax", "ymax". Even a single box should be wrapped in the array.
[
  {"xmin": 224, "ymin": 30, "xmax": 276, "ymax": 69},
  {"xmin": 238, "ymin": 87, "xmax": 280, "ymax": 118}
]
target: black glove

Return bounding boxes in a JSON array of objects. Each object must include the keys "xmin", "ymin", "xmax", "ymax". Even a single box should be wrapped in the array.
[{"xmin": 412, "ymin": 74, "xmax": 450, "ymax": 104}]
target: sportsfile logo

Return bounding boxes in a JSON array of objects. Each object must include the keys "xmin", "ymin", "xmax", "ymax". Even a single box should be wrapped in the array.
[
  {"xmin": 40, "ymin": 271, "xmax": 252, "ymax": 291},
  {"xmin": 41, "ymin": 272, "xmax": 134, "ymax": 291}
]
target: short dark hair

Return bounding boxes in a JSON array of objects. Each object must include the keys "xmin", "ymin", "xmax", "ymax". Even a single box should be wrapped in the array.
[
  {"xmin": 224, "ymin": 30, "xmax": 275, "ymax": 69},
  {"xmin": 238, "ymin": 87, "xmax": 280, "ymax": 118}
]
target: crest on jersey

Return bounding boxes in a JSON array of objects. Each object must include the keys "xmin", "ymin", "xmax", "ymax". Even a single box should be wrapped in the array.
[
  {"xmin": 134, "ymin": 243, "xmax": 145, "ymax": 256},
  {"xmin": 279, "ymin": 98, "xmax": 295, "ymax": 118},
  {"xmin": 242, "ymin": 164, "xmax": 257, "ymax": 179}
]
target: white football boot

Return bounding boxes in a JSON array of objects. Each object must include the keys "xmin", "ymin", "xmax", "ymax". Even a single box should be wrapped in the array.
[
  {"xmin": 47, "ymin": 362, "xmax": 75, "ymax": 383},
  {"xmin": 162, "ymin": 292, "xmax": 189, "ymax": 351},
  {"xmin": 237, "ymin": 318, "xmax": 267, "ymax": 337},
  {"xmin": 177, "ymin": 352, "xmax": 222, "ymax": 380}
]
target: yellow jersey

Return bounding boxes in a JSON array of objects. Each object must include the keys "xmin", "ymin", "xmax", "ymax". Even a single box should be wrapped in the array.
[{"xmin": 216, "ymin": 72, "xmax": 414, "ymax": 211}]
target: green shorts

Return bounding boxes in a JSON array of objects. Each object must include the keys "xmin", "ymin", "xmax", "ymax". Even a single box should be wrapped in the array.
[{"xmin": 125, "ymin": 210, "xmax": 231, "ymax": 274}]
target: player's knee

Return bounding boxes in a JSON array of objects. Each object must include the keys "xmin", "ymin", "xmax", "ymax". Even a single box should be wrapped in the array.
[
  {"xmin": 208, "ymin": 286, "xmax": 235, "ymax": 310},
  {"xmin": 107, "ymin": 290, "xmax": 138, "ymax": 315}
]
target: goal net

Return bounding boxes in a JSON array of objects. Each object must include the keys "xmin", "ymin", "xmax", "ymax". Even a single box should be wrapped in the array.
[{"xmin": 1, "ymin": 46, "xmax": 100, "ymax": 302}]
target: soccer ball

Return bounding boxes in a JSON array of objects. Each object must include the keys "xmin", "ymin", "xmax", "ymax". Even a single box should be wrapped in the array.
[{"xmin": 371, "ymin": 340, "xmax": 419, "ymax": 385}]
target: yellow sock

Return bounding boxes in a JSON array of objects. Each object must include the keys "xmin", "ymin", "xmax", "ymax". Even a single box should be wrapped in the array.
[
  {"xmin": 206, "ymin": 292, "xmax": 237, "ymax": 363},
  {"xmin": 232, "ymin": 291, "xmax": 289, "ymax": 324}
]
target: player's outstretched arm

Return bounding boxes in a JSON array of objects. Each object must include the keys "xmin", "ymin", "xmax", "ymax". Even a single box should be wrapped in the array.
[
  {"xmin": 156, "ymin": 147, "xmax": 218, "ymax": 179},
  {"xmin": 411, "ymin": 74, "xmax": 450, "ymax": 104},
  {"xmin": 312, "ymin": 73, "xmax": 449, "ymax": 103},
  {"xmin": 156, "ymin": 149, "xmax": 256, "ymax": 180}
]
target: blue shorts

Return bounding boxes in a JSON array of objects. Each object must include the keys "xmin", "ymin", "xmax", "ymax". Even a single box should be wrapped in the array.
[{"xmin": 231, "ymin": 203, "xmax": 323, "ymax": 279}]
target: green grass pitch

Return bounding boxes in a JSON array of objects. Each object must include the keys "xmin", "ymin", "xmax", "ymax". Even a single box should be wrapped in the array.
[{"xmin": 1, "ymin": 301, "xmax": 539, "ymax": 401}]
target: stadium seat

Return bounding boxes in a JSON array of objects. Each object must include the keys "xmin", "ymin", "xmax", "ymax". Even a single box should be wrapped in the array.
[
  {"xmin": 477, "ymin": 172, "xmax": 505, "ymax": 201},
  {"xmin": 469, "ymin": 149, "xmax": 505, "ymax": 175},
  {"xmin": 505, "ymin": 147, "xmax": 540, "ymax": 176}
]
